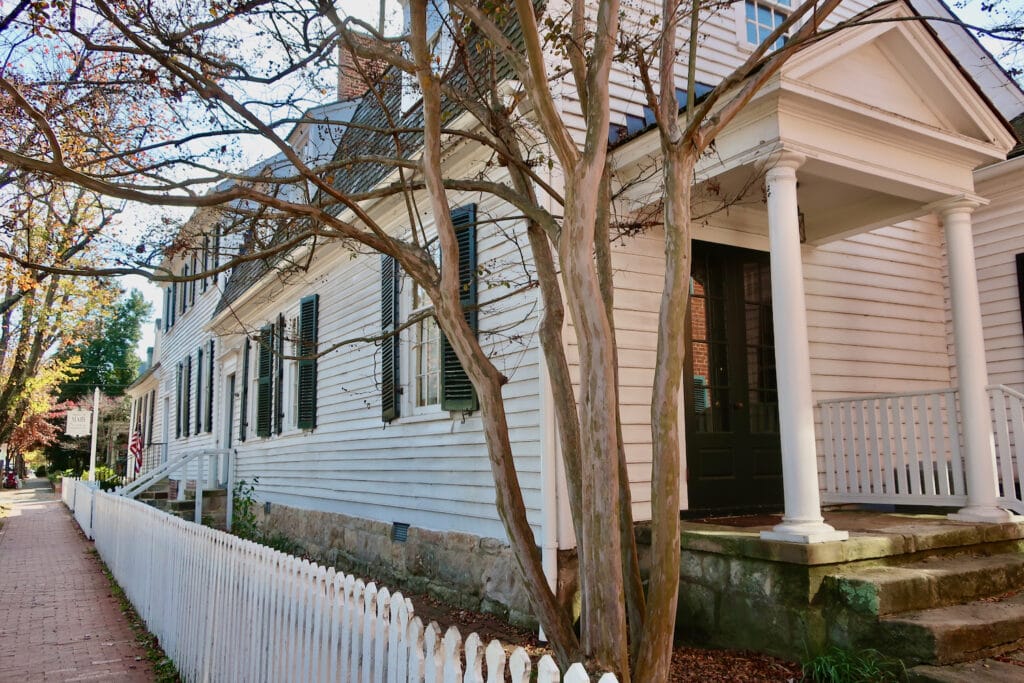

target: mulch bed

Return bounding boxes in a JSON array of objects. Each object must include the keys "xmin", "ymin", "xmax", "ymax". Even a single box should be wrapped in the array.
[{"xmin": 399, "ymin": 587, "xmax": 802, "ymax": 681}]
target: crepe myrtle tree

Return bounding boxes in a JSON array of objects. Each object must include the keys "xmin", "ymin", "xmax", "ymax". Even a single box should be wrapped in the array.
[{"xmin": 0, "ymin": 0, "xmax": 1013, "ymax": 678}]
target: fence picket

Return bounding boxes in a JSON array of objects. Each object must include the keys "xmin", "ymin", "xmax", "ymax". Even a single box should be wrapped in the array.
[
  {"xmin": 463, "ymin": 632, "xmax": 484, "ymax": 683},
  {"xmin": 375, "ymin": 587, "xmax": 391, "ymax": 683},
  {"xmin": 442, "ymin": 626, "xmax": 463, "ymax": 683},
  {"xmin": 484, "ymin": 640, "xmax": 506, "ymax": 683},
  {"xmin": 536, "ymin": 655, "xmax": 561, "ymax": 683},
  {"xmin": 362, "ymin": 582, "xmax": 378, "ymax": 683},
  {"xmin": 564, "ymin": 663, "xmax": 591, "ymax": 683},
  {"xmin": 424, "ymin": 622, "xmax": 444, "ymax": 683},
  {"xmin": 508, "ymin": 648, "xmax": 532, "ymax": 683},
  {"xmin": 407, "ymin": 617, "xmax": 426, "ymax": 683}
]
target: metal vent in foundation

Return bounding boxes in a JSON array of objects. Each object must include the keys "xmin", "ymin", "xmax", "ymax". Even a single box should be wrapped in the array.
[{"xmin": 391, "ymin": 522, "xmax": 410, "ymax": 543}]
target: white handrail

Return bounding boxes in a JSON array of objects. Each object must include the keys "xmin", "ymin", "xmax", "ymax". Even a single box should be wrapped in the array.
[
  {"xmin": 819, "ymin": 387, "xmax": 958, "ymax": 405},
  {"xmin": 118, "ymin": 448, "xmax": 234, "ymax": 527},
  {"xmin": 989, "ymin": 383, "xmax": 1024, "ymax": 402}
]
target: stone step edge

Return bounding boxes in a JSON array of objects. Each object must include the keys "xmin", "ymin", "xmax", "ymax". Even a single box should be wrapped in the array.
[
  {"xmin": 822, "ymin": 553, "xmax": 1024, "ymax": 616},
  {"xmin": 877, "ymin": 592, "xmax": 1024, "ymax": 665}
]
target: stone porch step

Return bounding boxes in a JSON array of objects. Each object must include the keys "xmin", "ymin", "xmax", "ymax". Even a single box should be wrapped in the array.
[
  {"xmin": 876, "ymin": 591, "xmax": 1024, "ymax": 665},
  {"xmin": 909, "ymin": 659, "xmax": 1024, "ymax": 682},
  {"xmin": 824, "ymin": 553, "xmax": 1024, "ymax": 616}
]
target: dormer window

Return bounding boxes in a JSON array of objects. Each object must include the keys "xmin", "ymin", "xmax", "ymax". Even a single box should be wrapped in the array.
[
  {"xmin": 401, "ymin": 0, "xmax": 455, "ymax": 112},
  {"xmin": 743, "ymin": 0, "xmax": 790, "ymax": 50}
]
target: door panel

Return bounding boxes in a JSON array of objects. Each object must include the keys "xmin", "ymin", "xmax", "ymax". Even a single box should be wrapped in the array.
[{"xmin": 686, "ymin": 242, "xmax": 783, "ymax": 511}]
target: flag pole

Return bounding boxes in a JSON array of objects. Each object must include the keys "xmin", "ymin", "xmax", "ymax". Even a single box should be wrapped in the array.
[{"xmin": 126, "ymin": 398, "xmax": 138, "ymax": 482}]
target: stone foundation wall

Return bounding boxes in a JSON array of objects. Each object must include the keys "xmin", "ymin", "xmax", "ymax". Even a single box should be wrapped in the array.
[{"xmin": 256, "ymin": 502, "xmax": 538, "ymax": 628}]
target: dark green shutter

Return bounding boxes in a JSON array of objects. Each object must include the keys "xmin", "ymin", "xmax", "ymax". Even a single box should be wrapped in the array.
[
  {"xmin": 440, "ymin": 204, "xmax": 479, "ymax": 412},
  {"xmin": 183, "ymin": 356, "xmax": 191, "ymax": 435},
  {"xmin": 297, "ymin": 295, "xmax": 319, "ymax": 430},
  {"xmin": 181, "ymin": 266, "xmax": 189, "ymax": 313},
  {"xmin": 195, "ymin": 347, "xmax": 203, "ymax": 435},
  {"xmin": 206, "ymin": 339, "xmax": 215, "ymax": 433},
  {"xmin": 381, "ymin": 255, "xmax": 401, "ymax": 422},
  {"xmin": 256, "ymin": 324, "xmax": 273, "ymax": 437},
  {"xmin": 202, "ymin": 236, "xmax": 210, "ymax": 293},
  {"xmin": 275, "ymin": 314, "xmax": 285, "ymax": 435},
  {"xmin": 170, "ymin": 282, "xmax": 177, "ymax": 327},
  {"xmin": 175, "ymin": 362, "xmax": 183, "ymax": 438},
  {"xmin": 240, "ymin": 337, "xmax": 250, "ymax": 442}
]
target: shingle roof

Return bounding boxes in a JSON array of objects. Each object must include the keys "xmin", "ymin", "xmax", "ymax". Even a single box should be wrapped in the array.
[{"xmin": 1010, "ymin": 113, "xmax": 1024, "ymax": 159}]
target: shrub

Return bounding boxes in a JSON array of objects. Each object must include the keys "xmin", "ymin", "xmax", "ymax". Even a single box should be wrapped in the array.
[
  {"xmin": 801, "ymin": 647, "xmax": 906, "ymax": 683},
  {"xmin": 232, "ymin": 478, "xmax": 261, "ymax": 541},
  {"xmin": 92, "ymin": 466, "xmax": 122, "ymax": 491},
  {"xmin": 34, "ymin": 464, "xmax": 47, "ymax": 477}
]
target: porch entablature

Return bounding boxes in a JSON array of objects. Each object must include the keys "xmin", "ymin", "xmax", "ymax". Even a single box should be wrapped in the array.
[{"xmin": 610, "ymin": 1, "xmax": 1016, "ymax": 245}]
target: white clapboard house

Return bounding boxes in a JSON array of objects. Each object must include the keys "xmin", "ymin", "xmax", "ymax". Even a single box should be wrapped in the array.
[{"xmin": 126, "ymin": 0, "xmax": 1024, "ymax": 629}]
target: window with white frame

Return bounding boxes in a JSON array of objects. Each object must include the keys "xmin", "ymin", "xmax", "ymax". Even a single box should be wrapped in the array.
[
  {"xmin": 410, "ymin": 282, "xmax": 441, "ymax": 407},
  {"xmin": 742, "ymin": 0, "xmax": 790, "ymax": 50}
]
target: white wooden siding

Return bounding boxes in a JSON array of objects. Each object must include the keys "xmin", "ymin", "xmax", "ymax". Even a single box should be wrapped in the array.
[
  {"xmin": 973, "ymin": 160, "xmax": 1024, "ymax": 391},
  {"xmin": 226, "ymin": 192, "xmax": 543, "ymax": 543},
  {"xmin": 550, "ymin": 0, "xmax": 877, "ymax": 143}
]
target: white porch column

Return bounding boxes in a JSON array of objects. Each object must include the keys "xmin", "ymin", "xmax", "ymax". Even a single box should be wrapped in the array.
[
  {"xmin": 941, "ymin": 199, "xmax": 1013, "ymax": 523},
  {"xmin": 761, "ymin": 152, "xmax": 848, "ymax": 544}
]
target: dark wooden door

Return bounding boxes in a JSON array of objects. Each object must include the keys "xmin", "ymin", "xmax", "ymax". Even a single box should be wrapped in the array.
[{"xmin": 685, "ymin": 242, "xmax": 783, "ymax": 511}]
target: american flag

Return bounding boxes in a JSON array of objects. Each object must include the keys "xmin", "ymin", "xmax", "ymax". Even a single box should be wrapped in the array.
[{"xmin": 129, "ymin": 428, "xmax": 143, "ymax": 477}]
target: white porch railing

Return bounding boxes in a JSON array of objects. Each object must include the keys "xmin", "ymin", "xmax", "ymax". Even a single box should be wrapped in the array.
[
  {"xmin": 72, "ymin": 490, "xmax": 617, "ymax": 682},
  {"xmin": 989, "ymin": 385, "xmax": 1024, "ymax": 515},
  {"xmin": 118, "ymin": 448, "xmax": 234, "ymax": 529},
  {"xmin": 819, "ymin": 388, "xmax": 968, "ymax": 507}
]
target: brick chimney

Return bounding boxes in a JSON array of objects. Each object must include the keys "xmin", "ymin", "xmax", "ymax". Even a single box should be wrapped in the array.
[{"xmin": 338, "ymin": 33, "xmax": 389, "ymax": 102}]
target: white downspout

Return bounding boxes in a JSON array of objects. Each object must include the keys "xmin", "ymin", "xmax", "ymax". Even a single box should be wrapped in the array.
[{"xmin": 538, "ymin": 291, "xmax": 560, "ymax": 642}]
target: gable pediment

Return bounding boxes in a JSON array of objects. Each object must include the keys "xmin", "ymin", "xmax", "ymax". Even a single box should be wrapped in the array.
[{"xmin": 781, "ymin": 2, "xmax": 1011, "ymax": 149}]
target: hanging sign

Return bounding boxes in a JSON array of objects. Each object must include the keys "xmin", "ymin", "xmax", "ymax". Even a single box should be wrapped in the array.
[{"xmin": 65, "ymin": 409, "xmax": 92, "ymax": 437}]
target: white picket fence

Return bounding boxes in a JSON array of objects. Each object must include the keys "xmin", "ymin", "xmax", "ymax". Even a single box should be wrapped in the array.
[
  {"xmin": 63, "ymin": 477, "xmax": 99, "ymax": 539},
  {"xmin": 67, "ymin": 489, "xmax": 616, "ymax": 683}
]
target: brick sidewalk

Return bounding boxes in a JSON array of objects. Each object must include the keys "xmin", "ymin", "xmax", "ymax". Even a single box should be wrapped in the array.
[{"xmin": 0, "ymin": 478, "xmax": 154, "ymax": 682}]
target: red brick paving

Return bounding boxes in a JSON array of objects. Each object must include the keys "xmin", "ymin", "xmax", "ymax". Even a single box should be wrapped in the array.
[{"xmin": 0, "ymin": 478, "xmax": 154, "ymax": 682}]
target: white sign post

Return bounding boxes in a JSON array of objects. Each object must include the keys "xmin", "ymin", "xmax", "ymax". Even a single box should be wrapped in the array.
[
  {"xmin": 64, "ymin": 388, "xmax": 100, "ymax": 481},
  {"xmin": 88, "ymin": 387, "xmax": 99, "ymax": 482}
]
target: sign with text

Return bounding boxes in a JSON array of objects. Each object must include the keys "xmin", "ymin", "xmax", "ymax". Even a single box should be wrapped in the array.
[{"xmin": 65, "ymin": 409, "xmax": 92, "ymax": 437}]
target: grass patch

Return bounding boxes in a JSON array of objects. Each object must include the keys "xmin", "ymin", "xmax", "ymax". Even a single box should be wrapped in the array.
[
  {"xmin": 801, "ymin": 646, "xmax": 907, "ymax": 682},
  {"xmin": 91, "ymin": 549, "xmax": 181, "ymax": 683}
]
